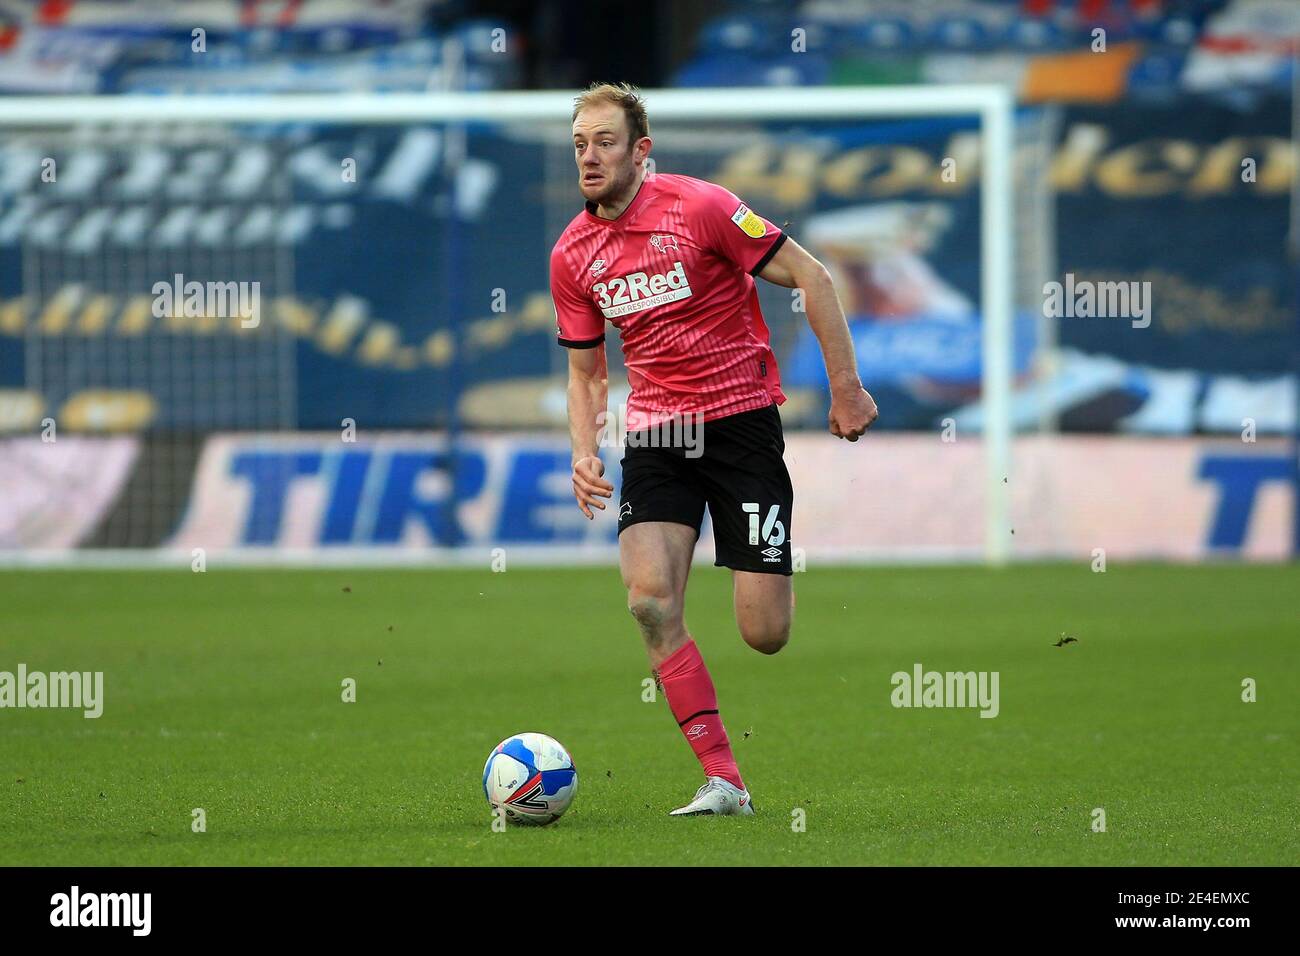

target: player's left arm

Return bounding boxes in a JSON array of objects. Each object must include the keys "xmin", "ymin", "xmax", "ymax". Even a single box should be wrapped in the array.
[{"xmin": 757, "ymin": 237, "xmax": 879, "ymax": 441}]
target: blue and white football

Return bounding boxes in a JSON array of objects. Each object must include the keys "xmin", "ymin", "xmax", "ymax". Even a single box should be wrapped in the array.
[{"xmin": 482, "ymin": 732, "xmax": 579, "ymax": 825}]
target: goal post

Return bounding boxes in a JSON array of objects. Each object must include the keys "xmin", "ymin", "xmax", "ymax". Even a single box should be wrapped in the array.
[{"xmin": 0, "ymin": 86, "xmax": 1016, "ymax": 565}]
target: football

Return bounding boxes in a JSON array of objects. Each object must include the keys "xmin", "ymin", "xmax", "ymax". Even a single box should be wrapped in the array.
[{"xmin": 482, "ymin": 732, "xmax": 579, "ymax": 825}]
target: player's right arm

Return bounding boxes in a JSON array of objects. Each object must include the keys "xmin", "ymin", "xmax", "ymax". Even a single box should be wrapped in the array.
[
  {"xmin": 566, "ymin": 345, "xmax": 613, "ymax": 519},
  {"xmin": 552, "ymin": 244, "xmax": 614, "ymax": 518}
]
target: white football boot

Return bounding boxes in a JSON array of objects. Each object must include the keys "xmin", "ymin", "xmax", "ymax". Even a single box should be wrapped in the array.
[{"xmin": 669, "ymin": 776, "xmax": 756, "ymax": 817}]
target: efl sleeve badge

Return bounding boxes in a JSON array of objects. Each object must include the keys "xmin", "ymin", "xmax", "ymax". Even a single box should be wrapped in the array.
[{"xmin": 730, "ymin": 203, "xmax": 767, "ymax": 239}]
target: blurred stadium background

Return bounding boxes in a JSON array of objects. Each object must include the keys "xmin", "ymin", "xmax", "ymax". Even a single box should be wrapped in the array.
[{"xmin": 0, "ymin": 0, "xmax": 1295, "ymax": 566}]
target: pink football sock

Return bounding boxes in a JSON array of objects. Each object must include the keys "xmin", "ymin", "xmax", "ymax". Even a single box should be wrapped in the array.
[{"xmin": 655, "ymin": 639, "xmax": 744, "ymax": 790}]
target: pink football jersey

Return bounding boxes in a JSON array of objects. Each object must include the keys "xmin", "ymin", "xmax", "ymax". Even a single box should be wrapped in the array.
[{"xmin": 551, "ymin": 173, "xmax": 788, "ymax": 427}]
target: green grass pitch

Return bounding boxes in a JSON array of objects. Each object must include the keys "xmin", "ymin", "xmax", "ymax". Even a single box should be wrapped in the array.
[{"xmin": 1, "ymin": 563, "xmax": 1296, "ymax": 866}]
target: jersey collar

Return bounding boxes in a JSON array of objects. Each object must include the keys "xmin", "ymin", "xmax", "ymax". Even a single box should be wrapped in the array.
[{"xmin": 583, "ymin": 171, "xmax": 653, "ymax": 227}]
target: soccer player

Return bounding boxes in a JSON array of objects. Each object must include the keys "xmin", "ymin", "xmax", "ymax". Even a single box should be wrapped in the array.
[{"xmin": 552, "ymin": 83, "xmax": 878, "ymax": 816}]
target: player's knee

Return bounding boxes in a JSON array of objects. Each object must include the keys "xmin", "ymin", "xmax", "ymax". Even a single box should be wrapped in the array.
[
  {"xmin": 741, "ymin": 619, "xmax": 790, "ymax": 655},
  {"xmin": 627, "ymin": 587, "xmax": 680, "ymax": 638}
]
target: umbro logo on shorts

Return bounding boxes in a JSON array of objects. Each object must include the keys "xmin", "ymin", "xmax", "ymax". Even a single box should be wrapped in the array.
[
  {"xmin": 619, "ymin": 502, "xmax": 632, "ymax": 520},
  {"xmin": 761, "ymin": 547, "xmax": 782, "ymax": 561}
]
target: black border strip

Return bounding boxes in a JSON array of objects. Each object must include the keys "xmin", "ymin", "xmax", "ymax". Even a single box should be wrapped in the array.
[
  {"xmin": 557, "ymin": 334, "xmax": 605, "ymax": 349},
  {"xmin": 749, "ymin": 231, "xmax": 788, "ymax": 276},
  {"xmin": 676, "ymin": 708, "xmax": 720, "ymax": 727},
  {"xmin": 5, "ymin": 867, "xmax": 1279, "ymax": 938}
]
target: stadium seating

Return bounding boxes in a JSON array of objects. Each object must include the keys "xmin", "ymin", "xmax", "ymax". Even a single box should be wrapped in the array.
[{"xmin": 671, "ymin": 0, "xmax": 1278, "ymax": 100}]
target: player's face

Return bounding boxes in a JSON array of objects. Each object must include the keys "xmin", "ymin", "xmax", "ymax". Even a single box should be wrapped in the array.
[{"xmin": 572, "ymin": 105, "xmax": 641, "ymax": 205}]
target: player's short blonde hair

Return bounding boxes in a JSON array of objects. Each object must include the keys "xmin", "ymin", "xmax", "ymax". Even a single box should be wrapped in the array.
[{"xmin": 572, "ymin": 82, "xmax": 649, "ymax": 143}]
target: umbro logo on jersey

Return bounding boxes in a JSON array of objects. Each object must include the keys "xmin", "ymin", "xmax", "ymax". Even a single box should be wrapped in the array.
[
  {"xmin": 592, "ymin": 261, "xmax": 692, "ymax": 318},
  {"xmin": 648, "ymin": 233, "xmax": 679, "ymax": 254},
  {"xmin": 589, "ymin": 259, "xmax": 608, "ymax": 277}
]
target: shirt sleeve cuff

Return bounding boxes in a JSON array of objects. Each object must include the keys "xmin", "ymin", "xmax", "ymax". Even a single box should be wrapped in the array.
[
  {"xmin": 749, "ymin": 232, "xmax": 788, "ymax": 276},
  {"xmin": 557, "ymin": 334, "xmax": 605, "ymax": 349}
]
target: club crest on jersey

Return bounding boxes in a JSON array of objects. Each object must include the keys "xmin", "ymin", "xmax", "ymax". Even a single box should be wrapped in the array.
[
  {"xmin": 648, "ymin": 233, "xmax": 679, "ymax": 254},
  {"xmin": 591, "ymin": 261, "xmax": 692, "ymax": 318},
  {"xmin": 730, "ymin": 203, "xmax": 767, "ymax": 239},
  {"xmin": 589, "ymin": 259, "xmax": 608, "ymax": 277}
]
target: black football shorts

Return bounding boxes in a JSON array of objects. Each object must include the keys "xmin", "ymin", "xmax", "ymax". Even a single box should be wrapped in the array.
[{"xmin": 616, "ymin": 403, "xmax": 794, "ymax": 575}]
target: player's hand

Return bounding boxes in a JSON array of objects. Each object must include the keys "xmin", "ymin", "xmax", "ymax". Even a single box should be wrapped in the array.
[
  {"xmin": 829, "ymin": 386, "xmax": 878, "ymax": 442},
  {"xmin": 572, "ymin": 455, "xmax": 614, "ymax": 519}
]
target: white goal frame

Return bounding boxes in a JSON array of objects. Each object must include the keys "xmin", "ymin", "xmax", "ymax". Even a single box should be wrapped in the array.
[{"xmin": 0, "ymin": 86, "xmax": 1014, "ymax": 565}]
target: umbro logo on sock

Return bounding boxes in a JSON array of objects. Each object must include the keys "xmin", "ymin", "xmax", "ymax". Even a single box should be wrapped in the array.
[{"xmin": 686, "ymin": 723, "xmax": 708, "ymax": 740}]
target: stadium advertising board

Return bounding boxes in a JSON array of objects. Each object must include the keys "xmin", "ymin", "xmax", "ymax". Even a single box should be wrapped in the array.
[{"xmin": 145, "ymin": 433, "xmax": 1292, "ymax": 561}]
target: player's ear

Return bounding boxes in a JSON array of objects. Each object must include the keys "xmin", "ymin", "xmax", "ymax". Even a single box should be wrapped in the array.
[{"xmin": 635, "ymin": 136, "xmax": 653, "ymax": 166}]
